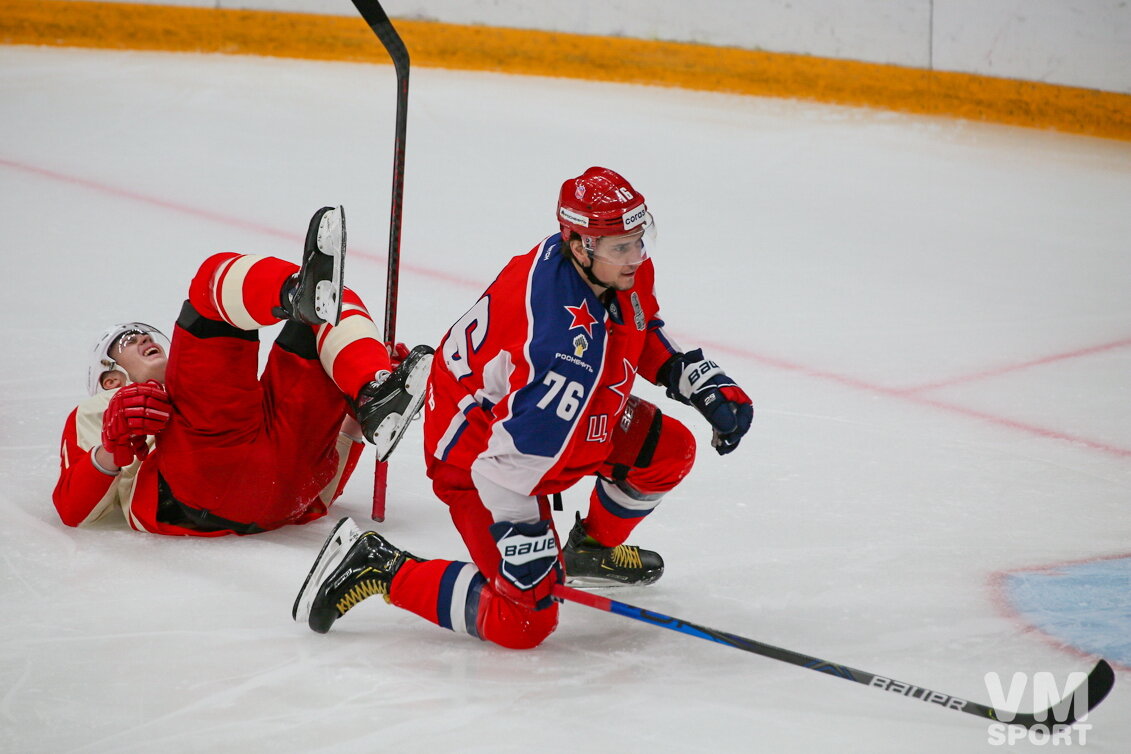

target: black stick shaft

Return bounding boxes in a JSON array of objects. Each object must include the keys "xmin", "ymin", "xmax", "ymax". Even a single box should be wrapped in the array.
[
  {"xmin": 349, "ymin": 0, "xmax": 409, "ymax": 345},
  {"xmin": 350, "ymin": 0, "xmax": 410, "ymax": 521}
]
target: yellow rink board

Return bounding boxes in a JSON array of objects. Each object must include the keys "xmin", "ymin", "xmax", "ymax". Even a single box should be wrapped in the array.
[{"xmin": 2, "ymin": 0, "xmax": 1129, "ymax": 141}]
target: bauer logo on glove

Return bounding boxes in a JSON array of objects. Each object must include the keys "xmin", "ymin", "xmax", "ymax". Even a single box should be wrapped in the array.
[
  {"xmin": 500, "ymin": 533, "xmax": 558, "ymax": 566},
  {"xmin": 661, "ymin": 348, "xmax": 753, "ymax": 455},
  {"xmin": 490, "ymin": 520, "xmax": 563, "ymax": 610}
]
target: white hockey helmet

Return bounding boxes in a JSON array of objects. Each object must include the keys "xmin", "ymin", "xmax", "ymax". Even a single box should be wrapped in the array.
[{"xmin": 87, "ymin": 322, "xmax": 170, "ymax": 395}]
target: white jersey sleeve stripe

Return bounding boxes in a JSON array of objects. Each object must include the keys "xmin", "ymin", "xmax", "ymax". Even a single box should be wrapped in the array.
[{"xmin": 438, "ymin": 394, "xmax": 479, "ymax": 462}]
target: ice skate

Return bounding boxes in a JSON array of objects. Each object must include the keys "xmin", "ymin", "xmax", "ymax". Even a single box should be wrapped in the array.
[
  {"xmin": 292, "ymin": 517, "xmax": 416, "ymax": 634},
  {"xmin": 292, "ymin": 517, "xmax": 362, "ymax": 627},
  {"xmin": 352, "ymin": 344, "xmax": 434, "ymax": 462},
  {"xmin": 562, "ymin": 512, "xmax": 664, "ymax": 587},
  {"xmin": 279, "ymin": 205, "xmax": 346, "ymax": 326}
]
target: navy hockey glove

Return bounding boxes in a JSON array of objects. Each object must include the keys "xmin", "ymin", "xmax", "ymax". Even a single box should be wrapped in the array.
[
  {"xmin": 661, "ymin": 349, "xmax": 753, "ymax": 455},
  {"xmin": 489, "ymin": 519, "xmax": 562, "ymax": 611}
]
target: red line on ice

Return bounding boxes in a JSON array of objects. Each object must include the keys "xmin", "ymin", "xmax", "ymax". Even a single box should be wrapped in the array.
[
  {"xmin": 6, "ymin": 157, "xmax": 1128, "ymax": 457},
  {"xmin": 896, "ymin": 337, "xmax": 1131, "ymax": 395},
  {"xmin": 687, "ymin": 335, "xmax": 1131, "ymax": 459},
  {"xmin": 2, "ymin": 157, "xmax": 296, "ymax": 241},
  {"xmin": 0, "ymin": 156, "xmax": 481, "ymax": 291}
]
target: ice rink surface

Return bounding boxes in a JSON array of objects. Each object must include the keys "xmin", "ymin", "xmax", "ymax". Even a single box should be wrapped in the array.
[{"xmin": 1, "ymin": 46, "xmax": 1129, "ymax": 752}]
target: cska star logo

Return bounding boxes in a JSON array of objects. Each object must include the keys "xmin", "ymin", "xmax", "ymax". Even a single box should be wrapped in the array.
[
  {"xmin": 573, "ymin": 334, "xmax": 588, "ymax": 358},
  {"xmin": 607, "ymin": 358, "xmax": 635, "ymax": 416},
  {"xmin": 564, "ymin": 300, "xmax": 598, "ymax": 338}
]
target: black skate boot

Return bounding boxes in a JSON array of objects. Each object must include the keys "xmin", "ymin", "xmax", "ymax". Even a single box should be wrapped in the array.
[
  {"xmin": 562, "ymin": 512, "xmax": 664, "ymax": 587},
  {"xmin": 277, "ymin": 205, "xmax": 346, "ymax": 326},
  {"xmin": 292, "ymin": 517, "xmax": 418, "ymax": 634},
  {"xmin": 351, "ymin": 344, "xmax": 434, "ymax": 462}
]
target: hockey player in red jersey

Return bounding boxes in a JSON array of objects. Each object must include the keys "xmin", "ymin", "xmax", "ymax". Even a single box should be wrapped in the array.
[
  {"xmin": 53, "ymin": 206, "xmax": 433, "ymax": 535},
  {"xmin": 294, "ymin": 169, "xmax": 753, "ymax": 649}
]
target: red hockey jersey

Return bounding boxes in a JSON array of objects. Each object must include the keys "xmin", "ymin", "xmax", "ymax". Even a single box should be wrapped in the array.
[
  {"xmin": 52, "ymin": 388, "xmax": 363, "ymax": 535},
  {"xmin": 424, "ymin": 235, "xmax": 679, "ymax": 502}
]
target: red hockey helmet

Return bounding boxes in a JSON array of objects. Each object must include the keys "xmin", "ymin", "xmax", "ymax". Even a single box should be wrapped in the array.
[{"xmin": 558, "ymin": 167, "xmax": 651, "ymax": 241}]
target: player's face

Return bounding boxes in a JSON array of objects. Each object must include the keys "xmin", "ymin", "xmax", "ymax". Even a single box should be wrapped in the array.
[
  {"xmin": 112, "ymin": 330, "xmax": 168, "ymax": 382},
  {"xmin": 588, "ymin": 230, "xmax": 646, "ymax": 290}
]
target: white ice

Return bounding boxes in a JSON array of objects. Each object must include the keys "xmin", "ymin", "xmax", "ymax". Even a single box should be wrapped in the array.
[{"xmin": 2, "ymin": 46, "xmax": 1129, "ymax": 753}]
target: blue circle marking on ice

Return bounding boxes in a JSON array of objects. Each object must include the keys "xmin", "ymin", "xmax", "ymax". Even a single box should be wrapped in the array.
[{"xmin": 1002, "ymin": 557, "xmax": 1131, "ymax": 667}]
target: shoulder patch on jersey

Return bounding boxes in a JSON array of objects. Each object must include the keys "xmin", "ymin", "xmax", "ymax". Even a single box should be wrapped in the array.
[
  {"xmin": 607, "ymin": 298, "xmax": 622, "ymax": 325},
  {"xmin": 630, "ymin": 292, "xmax": 645, "ymax": 330}
]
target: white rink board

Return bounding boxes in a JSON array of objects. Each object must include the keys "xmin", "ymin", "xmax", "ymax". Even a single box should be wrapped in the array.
[{"xmin": 63, "ymin": 0, "xmax": 1131, "ymax": 92}]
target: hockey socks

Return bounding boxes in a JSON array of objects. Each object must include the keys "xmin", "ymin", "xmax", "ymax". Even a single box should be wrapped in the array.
[
  {"xmin": 581, "ymin": 477, "xmax": 657, "ymax": 547},
  {"xmin": 315, "ymin": 291, "xmax": 392, "ymax": 400},
  {"xmin": 190, "ymin": 252, "xmax": 294, "ymax": 330},
  {"xmin": 389, "ymin": 559, "xmax": 559, "ymax": 649},
  {"xmin": 389, "ymin": 559, "xmax": 487, "ymax": 639},
  {"xmin": 187, "ymin": 253, "xmax": 393, "ymax": 399}
]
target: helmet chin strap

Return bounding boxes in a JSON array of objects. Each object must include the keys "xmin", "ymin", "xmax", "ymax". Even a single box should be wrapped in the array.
[
  {"xmin": 579, "ymin": 253, "xmax": 615, "ymax": 290},
  {"xmin": 568, "ymin": 240, "xmax": 615, "ymax": 290}
]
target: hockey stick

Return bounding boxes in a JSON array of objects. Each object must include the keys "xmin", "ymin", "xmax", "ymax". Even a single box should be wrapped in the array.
[
  {"xmin": 552, "ymin": 584, "xmax": 1115, "ymax": 728},
  {"xmin": 349, "ymin": 0, "xmax": 409, "ymax": 522}
]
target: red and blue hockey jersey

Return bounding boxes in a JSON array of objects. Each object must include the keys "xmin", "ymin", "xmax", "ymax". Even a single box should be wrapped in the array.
[{"xmin": 424, "ymin": 235, "xmax": 680, "ymax": 503}]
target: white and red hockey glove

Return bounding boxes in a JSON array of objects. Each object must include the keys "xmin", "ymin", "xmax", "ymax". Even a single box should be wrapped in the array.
[
  {"xmin": 489, "ymin": 519, "xmax": 562, "ymax": 611},
  {"xmin": 101, "ymin": 380, "xmax": 172, "ymax": 468},
  {"xmin": 661, "ymin": 348, "xmax": 753, "ymax": 455}
]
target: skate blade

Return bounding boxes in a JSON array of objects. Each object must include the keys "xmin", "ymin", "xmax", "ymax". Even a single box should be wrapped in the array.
[
  {"xmin": 314, "ymin": 280, "xmax": 341, "ymax": 326},
  {"xmin": 564, "ymin": 575, "xmax": 652, "ymax": 589},
  {"xmin": 316, "ymin": 205, "xmax": 345, "ymax": 256},
  {"xmin": 373, "ymin": 353, "xmax": 433, "ymax": 462},
  {"xmin": 292, "ymin": 517, "xmax": 362, "ymax": 622},
  {"xmin": 314, "ymin": 206, "xmax": 345, "ymax": 325},
  {"xmin": 400, "ymin": 351, "xmax": 432, "ymax": 408},
  {"xmin": 564, "ymin": 569, "xmax": 663, "ymax": 589}
]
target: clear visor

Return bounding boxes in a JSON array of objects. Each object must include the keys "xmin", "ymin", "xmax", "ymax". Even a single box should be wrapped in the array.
[
  {"xmin": 582, "ymin": 213, "xmax": 655, "ymax": 266},
  {"xmin": 107, "ymin": 324, "xmax": 168, "ymax": 359},
  {"xmin": 112, "ymin": 329, "xmax": 148, "ymax": 356}
]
